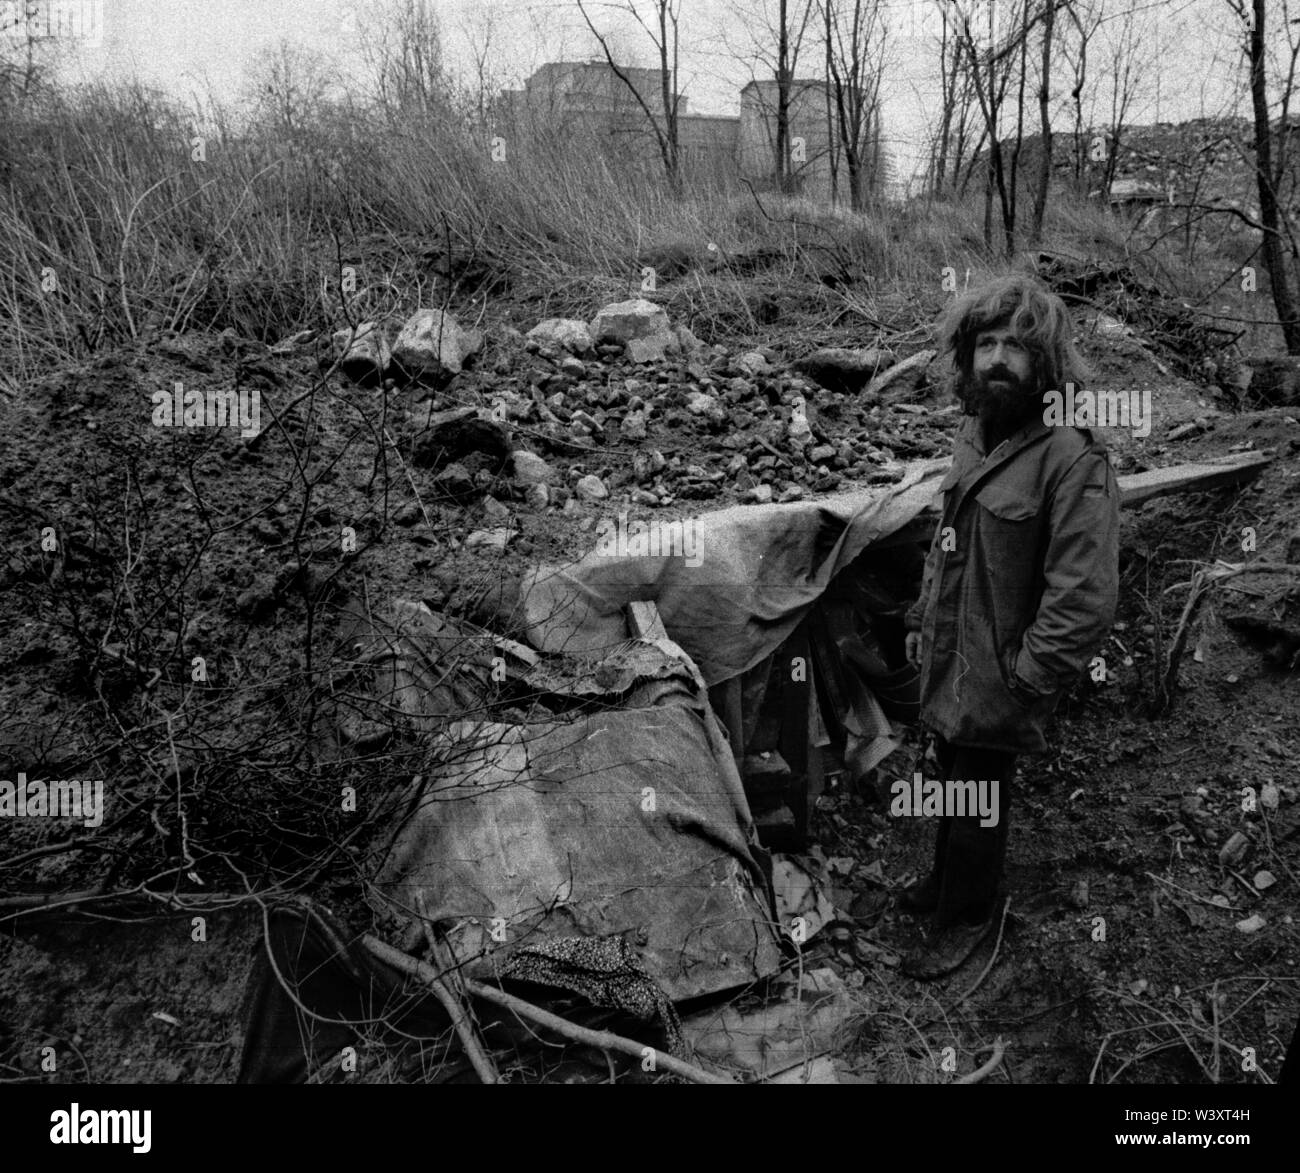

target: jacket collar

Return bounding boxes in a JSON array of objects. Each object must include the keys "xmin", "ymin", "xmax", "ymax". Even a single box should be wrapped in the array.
[{"xmin": 959, "ymin": 410, "xmax": 1053, "ymax": 466}]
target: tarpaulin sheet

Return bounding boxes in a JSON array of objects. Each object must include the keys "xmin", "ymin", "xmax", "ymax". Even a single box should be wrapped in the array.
[
  {"xmin": 519, "ymin": 459, "xmax": 949, "ymax": 687},
  {"xmin": 369, "ymin": 646, "xmax": 784, "ymax": 1002}
]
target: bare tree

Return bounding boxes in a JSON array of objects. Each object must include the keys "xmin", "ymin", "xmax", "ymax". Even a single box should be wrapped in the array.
[
  {"xmin": 1055, "ymin": 1, "xmax": 1166, "ymax": 198},
  {"xmin": 709, "ymin": 1, "xmax": 817, "ymax": 191},
  {"xmin": 1029, "ymin": 0, "xmax": 1058, "ymax": 242},
  {"xmin": 459, "ymin": 3, "xmax": 504, "ymax": 131},
  {"xmin": 245, "ymin": 40, "xmax": 338, "ymax": 137},
  {"xmin": 1057, "ymin": 0, "xmax": 1102, "ymax": 189},
  {"xmin": 1229, "ymin": 0, "xmax": 1300, "ymax": 351},
  {"xmin": 0, "ymin": 1, "xmax": 63, "ymax": 105},
  {"xmin": 361, "ymin": 0, "xmax": 450, "ymax": 120},
  {"xmin": 928, "ymin": 2, "xmax": 982, "ymax": 196},
  {"xmin": 819, "ymin": 0, "xmax": 887, "ymax": 210},
  {"xmin": 576, "ymin": 0, "xmax": 685, "ymax": 191},
  {"xmin": 950, "ymin": 0, "xmax": 1039, "ymax": 252}
]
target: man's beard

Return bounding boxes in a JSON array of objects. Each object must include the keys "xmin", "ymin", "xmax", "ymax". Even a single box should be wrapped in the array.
[{"xmin": 957, "ymin": 366, "xmax": 1040, "ymax": 434}]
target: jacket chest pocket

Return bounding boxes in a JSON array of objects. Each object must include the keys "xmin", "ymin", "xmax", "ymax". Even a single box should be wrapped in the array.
[{"xmin": 972, "ymin": 482, "xmax": 1043, "ymax": 581}]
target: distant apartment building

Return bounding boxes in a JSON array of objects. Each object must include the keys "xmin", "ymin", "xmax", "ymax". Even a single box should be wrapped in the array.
[{"xmin": 500, "ymin": 61, "xmax": 882, "ymax": 199}]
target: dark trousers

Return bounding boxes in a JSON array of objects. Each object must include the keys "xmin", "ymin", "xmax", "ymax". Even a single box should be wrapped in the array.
[{"xmin": 929, "ymin": 734, "xmax": 1016, "ymax": 928}]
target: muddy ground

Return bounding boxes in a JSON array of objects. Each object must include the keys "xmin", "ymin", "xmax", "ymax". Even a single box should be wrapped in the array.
[{"xmin": 1, "ymin": 274, "xmax": 1297, "ymax": 1085}]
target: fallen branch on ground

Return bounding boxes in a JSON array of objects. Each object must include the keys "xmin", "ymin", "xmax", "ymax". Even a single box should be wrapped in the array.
[
  {"xmin": 361, "ymin": 934, "xmax": 737, "ymax": 1085},
  {"xmin": 414, "ymin": 893, "xmax": 499, "ymax": 1085},
  {"xmin": 955, "ymin": 1038, "xmax": 1006, "ymax": 1084}
]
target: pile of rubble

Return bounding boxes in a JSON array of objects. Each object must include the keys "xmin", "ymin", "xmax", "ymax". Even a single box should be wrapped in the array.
[{"xmin": 330, "ymin": 297, "xmax": 956, "ymax": 516}]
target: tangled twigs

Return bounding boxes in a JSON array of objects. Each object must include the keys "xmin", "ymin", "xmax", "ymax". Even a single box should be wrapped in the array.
[{"xmin": 361, "ymin": 935, "xmax": 737, "ymax": 1085}]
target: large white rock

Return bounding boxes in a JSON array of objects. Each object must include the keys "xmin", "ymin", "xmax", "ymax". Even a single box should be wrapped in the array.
[
  {"xmin": 590, "ymin": 298, "xmax": 677, "ymax": 363},
  {"xmin": 390, "ymin": 310, "xmax": 483, "ymax": 378},
  {"xmin": 590, "ymin": 298, "xmax": 671, "ymax": 343},
  {"xmin": 526, "ymin": 318, "xmax": 594, "ymax": 356}
]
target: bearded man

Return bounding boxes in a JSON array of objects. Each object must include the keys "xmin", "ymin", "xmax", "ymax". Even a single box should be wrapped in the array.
[{"xmin": 899, "ymin": 274, "xmax": 1121, "ymax": 979}]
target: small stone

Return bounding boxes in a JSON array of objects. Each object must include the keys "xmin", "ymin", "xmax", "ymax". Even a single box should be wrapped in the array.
[
  {"xmin": 570, "ymin": 409, "xmax": 604, "ymax": 435},
  {"xmin": 525, "ymin": 483, "xmax": 550, "ymax": 509},
  {"xmin": 747, "ymin": 484, "xmax": 773, "ymax": 504},
  {"xmin": 1253, "ymin": 869, "xmax": 1276, "ymax": 891},
  {"xmin": 511, "ymin": 450, "xmax": 554, "ymax": 485},
  {"xmin": 465, "ymin": 528, "xmax": 514, "ymax": 551},
  {"xmin": 629, "ymin": 488, "xmax": 659, "ymax": 506},
  {"xmin": 560, "ymin": 356, "xmax": 587, "ymax": 378},
  {"xmin": 1218, "ymin": 831, "xmax": 1250, "ymax": 866},
  {"xmin": 675, "ymin": 325, "xmax": 704, "ymax": 354},
  {"xmin": 809, "ymin": 444, "xmax": 836, "ymax": 464},
  {"xmin": 575, "ymin": 474, "xmax": 608, "ymax": 501},
  {"xmin": 1235, "ymin": 913, "xmax": 1266, "ymax": 933},
  {"xmin": 482, "ymin": 496, "xmax": 511, "ymax": 522},
  {"xmin": 431, "ymin": 462, "xmax": 475, "ymax": 499},
  {"xmin": 735, "ymin": 351, "xmax": 770, "ymax": 377},
  {"xmin": 621, "ymin": 411, "xmax": 647, "ymax": 441}
]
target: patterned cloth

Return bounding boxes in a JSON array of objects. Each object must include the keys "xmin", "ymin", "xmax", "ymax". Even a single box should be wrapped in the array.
[{"xmin": 498, "ymin": 936, "xmax": 686, "ymax": 1059}]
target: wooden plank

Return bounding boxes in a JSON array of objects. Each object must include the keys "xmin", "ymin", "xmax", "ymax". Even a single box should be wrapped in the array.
[
  {"xmin": 1117, "ymin": 449, "xmax": 1274, "ymax": 507},
  {"xmin": 627, "ymin": 599, "xmax": 669, "ymax": 642},
  {"xmin": 872, "ymin": 450, "xmax": 1275, "ymax": 548}
]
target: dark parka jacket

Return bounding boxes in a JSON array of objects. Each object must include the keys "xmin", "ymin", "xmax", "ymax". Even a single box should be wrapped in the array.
[{"xmin": 903, "ymin": 413, "xmax": 1121, "ymax": 754}]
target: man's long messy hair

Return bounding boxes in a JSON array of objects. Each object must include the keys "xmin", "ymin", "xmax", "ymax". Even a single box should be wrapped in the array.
[{"xmin": 936, "ymin": 274, "xmax": 1090, "ymax": 411}]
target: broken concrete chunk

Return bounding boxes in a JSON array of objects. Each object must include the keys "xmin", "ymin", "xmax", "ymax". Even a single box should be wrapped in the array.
[
  {"xmin": 590, "ymin": 298, "xmax": 671, "ymax": 344},
  {"xmin": 390, "ymin": 309, "xmax": 483, "ymax": 379},
  {"xmin": 526, "ymin": 318, "xmax": 594, "ymax": 356},
  {"xmin": 591, "ymin": 298, "xmax": 676, "ymax": 363}
]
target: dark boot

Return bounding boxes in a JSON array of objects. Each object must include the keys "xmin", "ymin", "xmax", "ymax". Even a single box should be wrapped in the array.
[
  {"xmin": 896, "ymin": 871, "xmax": 940, "ymax": 915},
  {"xmin": 901, "ymin": 914, "xmax": 996, "ymax": 980}
]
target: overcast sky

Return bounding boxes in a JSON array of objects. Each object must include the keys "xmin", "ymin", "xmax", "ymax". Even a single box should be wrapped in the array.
[{"xmin": 42, "ymin": 0, "xmax": 1268, "ymax": 194}]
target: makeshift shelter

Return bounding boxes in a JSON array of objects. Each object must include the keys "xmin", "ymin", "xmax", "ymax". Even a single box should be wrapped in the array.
[
  {"xmin": 517, "ymin": 458, "xmax": 949, "ymax": 846},
  {"xmin": 237, "ymin": 446, "xmax": 1274, "ymax": 1081}
]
